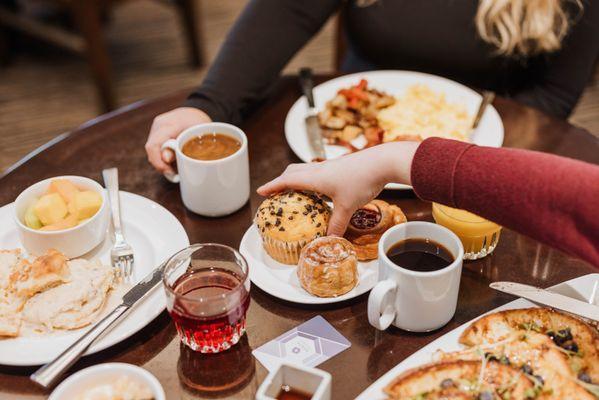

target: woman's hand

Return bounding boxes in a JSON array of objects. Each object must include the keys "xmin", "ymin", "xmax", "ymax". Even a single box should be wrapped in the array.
[
  {"xmin": 145, "ymin": 107, "xmax": 212, "ymax": 174},
  {"xmin": 257, "ymin": 141, "xmax": 420, "ymax": 236}
]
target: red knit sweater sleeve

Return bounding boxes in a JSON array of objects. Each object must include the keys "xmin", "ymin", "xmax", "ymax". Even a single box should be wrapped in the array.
[{"xmin": 411, "ymin": 137, "xmax": 599, "ymax": 268}]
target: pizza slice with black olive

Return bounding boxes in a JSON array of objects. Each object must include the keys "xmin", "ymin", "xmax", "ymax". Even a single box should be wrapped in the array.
[
  {"xmin": 439, "ymin": 330, "xmax": 595, "ymax": 399},
  {"xmin": 459, "ymin": 307, "xmax": 599, "ymax": 398},
  {"xmin": 460, "ymin": 308, "xmax": 599, "ymax": 384},
  {"xmin": 384, "ymin": 359, "xmax": 535, "ymax": 399}
]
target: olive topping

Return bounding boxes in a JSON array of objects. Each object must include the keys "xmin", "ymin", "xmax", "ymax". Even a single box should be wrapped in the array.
[
  {"xmin": 350, "ymin": 208, "xmax": 381, "ymax": 229},
  {"xmin": 440, "ymin": 378, "xmax": 455, "ymax": 389},
  {"xmin": 550, "ymin": 328, "xmax": 573, "ymax": 345},
  {"xmin": 520, "ymin": 364, "xmax": 533, "ymax": 375},
  {"xmin": 484, "ymin": 352, "xmax": 498, "ymax": 362},
  {"xmin": 558, "ymin": 328, "xmax": 573, "ymax": 341},
  {"xmin": 499, "ymin": 355, "xmax": 510, "ymax": 365},
  {"xmin": 533, "ymin": 374, "xmax": 544, "ymax": 385},
  {"xmin": 562, "ymin": 341, "xmax": 578, "ymax": 353},
  {"xmin": 478, "ymin": 391, "xmax": 493, "ymax": 400},
  {"xmin": 578, "ymin": 372, "xmax": 592, "ymax": 384}
]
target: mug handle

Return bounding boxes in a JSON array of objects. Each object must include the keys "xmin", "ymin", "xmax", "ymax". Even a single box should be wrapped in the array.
[
  {"xmin": 368, "ymin": 279, "xmax": 397, "ymax": 330},
  {"xmin": 161, "ymin": 139, "xmax": 180, "ymax": 183}
]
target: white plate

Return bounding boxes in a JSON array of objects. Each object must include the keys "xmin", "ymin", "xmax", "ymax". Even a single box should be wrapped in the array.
[
  {"xmin": 239, "ymin": 225, "xmax": 377, "ymax": 304},
  {"xmin": 284, "ymin": 70, "xmax": 505, "ymax": 190},
  {"xmin": 356, "ymin": 273, "xmax": 599, "ymax": 399},
  {"xmin": 0, "ymin": 191, "xmax": 189, "ymax": 366}
]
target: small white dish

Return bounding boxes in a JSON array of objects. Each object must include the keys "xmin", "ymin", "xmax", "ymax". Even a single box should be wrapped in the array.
[
  {"xmin": 0, "ymin": 191, "xmax": 189, "ymax": 365},
  {"xmin": 49, "ymin": 362, "xmax": 165, "ymax": 400},
  {"xmin": 239, "ymin": 225, "xmax": 378, "ymax": 305},
  {"xmin": 255, "ymin": 362, "xmax": 332, "ymax": 400},
  {"xmin": 284, "ymin": 70, "xmax": 504, "ymax": 190},
  {"xmin": 13, "ymin": 175, "xmax": 110, "ymax": 258}
]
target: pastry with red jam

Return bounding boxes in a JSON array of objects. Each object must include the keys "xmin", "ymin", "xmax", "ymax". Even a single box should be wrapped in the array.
[{"xmin": 344, "ymin": 200, "xmax": 407, "ymax": 261}]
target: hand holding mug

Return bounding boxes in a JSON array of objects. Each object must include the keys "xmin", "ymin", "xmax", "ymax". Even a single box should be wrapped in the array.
[{"xmin": 145, "ymin": 107, "xmax": 212, "ymax": 175}]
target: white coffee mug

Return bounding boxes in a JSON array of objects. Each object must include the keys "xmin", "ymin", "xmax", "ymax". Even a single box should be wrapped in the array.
[
  {"xmin": 161, "ymin": 123, "xmax": 250, "ymax": 217},
  {"xmin": 368, "ymin": 221, "xmax": 464, "ymax": 332}
]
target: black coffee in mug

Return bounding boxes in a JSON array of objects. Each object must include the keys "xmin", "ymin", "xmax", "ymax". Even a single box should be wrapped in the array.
[{"xmin": 386, "ymin": 238, "xmax": 454, "ymax": 272}]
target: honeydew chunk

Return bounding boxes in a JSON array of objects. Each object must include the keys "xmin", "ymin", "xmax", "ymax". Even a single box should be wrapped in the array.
[
  {"xmin": 48, "ymin": 179, "xmax": 79, "ymax": 203},
  {"xmin": 39, "ymin": 214, "xmax": 78, "ymax": 231},
  {"xmin": 34, "ymin": 193, "xmax": 68, "ymax": 225},
  {"xmin": 69, "ymin": 190, "xmax": 102, "ymax": 220},
  {"xmin": 24, "ymin": 203, "xmax": 43, "ymax": 229}
]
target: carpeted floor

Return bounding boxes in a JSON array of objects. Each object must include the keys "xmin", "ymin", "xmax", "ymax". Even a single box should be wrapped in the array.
[{"xmin": 0, "ymin": 0, "xmax": 596, "ymax": 172}]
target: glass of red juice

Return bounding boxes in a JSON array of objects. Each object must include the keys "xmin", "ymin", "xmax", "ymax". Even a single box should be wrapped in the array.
[{"xmin": 163, "ymin": 243, "xmax": 250, "ymax": 353}]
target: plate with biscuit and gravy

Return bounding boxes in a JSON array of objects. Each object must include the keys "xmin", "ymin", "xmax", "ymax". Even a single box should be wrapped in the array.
[
  {"xmin": 0, "ymin": 176, "xmax": 189, "ymax": 366},
  {"xmin": 239, "ymin": 191, "xmax": 407, "ymax": 304},
  {"xmin": 285, "ymin": 70, "xmax": 504, "ymax": 190}
]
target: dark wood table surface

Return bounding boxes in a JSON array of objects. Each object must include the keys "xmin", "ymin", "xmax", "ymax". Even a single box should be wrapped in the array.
[{"xmin": 0, "ymin": 75, "xmax": 598, "ymax": 400}]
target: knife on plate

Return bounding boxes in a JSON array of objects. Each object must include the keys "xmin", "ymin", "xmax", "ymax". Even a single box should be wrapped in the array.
[
  {"xmin": 30, "ymin": 262, "xmax": 166, "ymax": 388},
  {"xmin": 299, "ymin": 67, "xmax": 326, "ymax": 161},
  {"xmin": 490, "ymin": 281, "xmax": 599, "ymax": 322}
]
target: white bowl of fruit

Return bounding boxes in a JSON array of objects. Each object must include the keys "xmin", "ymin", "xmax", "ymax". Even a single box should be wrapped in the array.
[{"xmin": 14, "ymin": 176, "xmax": 109, "ymax": 258}]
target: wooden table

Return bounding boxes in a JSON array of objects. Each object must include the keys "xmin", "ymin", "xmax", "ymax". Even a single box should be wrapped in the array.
[{"xmin": 1, "ymin": 76, "xmax": 597, "ymax": 400}]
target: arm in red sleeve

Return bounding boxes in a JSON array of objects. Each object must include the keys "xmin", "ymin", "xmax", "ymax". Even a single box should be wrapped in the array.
[{"xmin": 411, "ymin": 137, "xmax": 599, "ymax": 267}]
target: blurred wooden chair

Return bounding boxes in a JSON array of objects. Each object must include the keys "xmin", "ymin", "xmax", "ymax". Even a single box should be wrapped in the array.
[{"xmin": 0, "ymin": 0, "xmax": 204, "ymax": 112}]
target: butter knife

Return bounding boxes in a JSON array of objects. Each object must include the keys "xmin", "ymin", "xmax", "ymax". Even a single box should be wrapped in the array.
[
  {"xmin": 30, "ymin": 262, "xmax": 166, "ymax": 388},
  {"xmin": 471, "ymin": 91, "xmax": 495, "ymax": 131},
  {"xmin": 299, "ymin": 67, "xmax": 326, "ymax": 161},
  {"xmin": 490, "ymin": 281, "xmax": 599, "ymax": 322}
]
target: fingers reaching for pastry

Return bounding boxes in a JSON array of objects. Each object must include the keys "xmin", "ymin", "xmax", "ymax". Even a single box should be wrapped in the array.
[
  {"xmin": 257, "ymin": 164, "xmax": 317, "ymax": 196},
  {"xmin": 327, "ymin": 204, "xmax": 354, "ymax": 237}
]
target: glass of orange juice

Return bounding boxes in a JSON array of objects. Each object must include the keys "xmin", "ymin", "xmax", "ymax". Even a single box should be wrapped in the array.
[{"xmin": 432, "ymin": 203, "xmax": 502, "ymax": 260}]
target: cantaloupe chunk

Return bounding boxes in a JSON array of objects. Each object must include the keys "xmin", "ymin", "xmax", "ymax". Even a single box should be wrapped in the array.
[
  {"xmin": 24, "ymin": 203, "xmax": 43, "ymax": 229},
  {"xmin": 34, "ymin": 193, "xmax": 68, "ymax": 225},
  {"xmin": 48, "ymin": 179, "xmax": 79, "ymax": 203},
  {"xmin": 39, "ymin": 214, "xmax": 78, "ymax": 231},
  {"xmin": 68, "ymin": 190, "xmax": 102, "ymax": 220}
]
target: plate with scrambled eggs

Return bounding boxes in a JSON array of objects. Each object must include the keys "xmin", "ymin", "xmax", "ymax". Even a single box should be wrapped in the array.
[{"xmin": 285, "ymin": 70, "xmax": 504, "ymax": 190}]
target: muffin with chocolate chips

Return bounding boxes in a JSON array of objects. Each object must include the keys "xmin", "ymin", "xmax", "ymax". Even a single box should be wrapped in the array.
[{"xmin": 254, "ymin": 191, "xmax": 330, "ymax": 264}]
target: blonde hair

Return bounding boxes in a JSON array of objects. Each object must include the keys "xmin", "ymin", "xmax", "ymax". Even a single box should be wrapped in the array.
[
  {"xmin": 355, "ymin": 0, "xmax": 582, "ymax": 57},
  {"xmin": 475, "ymin": 0, "xmax": 582, "ymax": 56}
]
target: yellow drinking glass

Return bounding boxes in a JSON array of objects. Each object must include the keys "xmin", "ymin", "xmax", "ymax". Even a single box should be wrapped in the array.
[{"xmin": 432, "ymin": 203, "xmax": 502, "ymax": 260}]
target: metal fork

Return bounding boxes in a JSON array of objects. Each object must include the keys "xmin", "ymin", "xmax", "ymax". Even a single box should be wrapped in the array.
[{"xmin": 102, "ymin": 168, "xmax": 134, "ymax": 281}]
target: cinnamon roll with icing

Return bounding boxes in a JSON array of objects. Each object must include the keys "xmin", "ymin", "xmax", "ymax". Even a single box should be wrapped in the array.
[{"xmin": 297, "ymin": 237, "xmax": 358, "ymax": 297}]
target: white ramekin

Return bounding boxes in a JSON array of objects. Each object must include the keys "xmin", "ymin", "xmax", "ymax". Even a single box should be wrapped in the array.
[
  {"xmin": 48, "ymin": 363, "xmax": 165, "ymax": 400},
  {"xmin": 13, "ymin": 175, "xmax": 109, "ymax": 258}
]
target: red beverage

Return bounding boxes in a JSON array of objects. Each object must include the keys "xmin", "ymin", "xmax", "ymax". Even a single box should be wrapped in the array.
[{"xmin": 169, "ymin": 268, "xmax": 250, "ymax": 353}]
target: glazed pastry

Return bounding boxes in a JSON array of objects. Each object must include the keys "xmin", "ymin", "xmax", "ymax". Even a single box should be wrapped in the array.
[
  {"xmin": 254, "ymin": 191, "xmax": 330, "ymax": 264},
  {"xmin": 345, "ymin": 200, "xmax": 407, "ymax": 261},
  {"xmin": 297, "ymin": 237, "xmax": 358, "ymax": 297}
]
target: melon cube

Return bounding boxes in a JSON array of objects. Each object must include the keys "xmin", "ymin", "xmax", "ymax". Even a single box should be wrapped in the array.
[
  {"xmin": 34, "ymin": 193, "xmax": 68, "ymax": 225},
  {"xmin": 39, "ymin": 214, "xmax": 78, "ymax": 231},
  {"xmin": 69, "ymin": 190, "xmax": 102, "ymax": 220},
  {"xmin": 24, "ymin": 203, "xmax": 43, "ymax": 229},
  {"xmin": 48, "ymin": 179, "xmax": 79, "ymax": 203}
]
